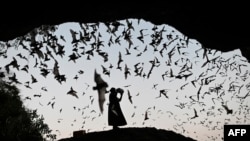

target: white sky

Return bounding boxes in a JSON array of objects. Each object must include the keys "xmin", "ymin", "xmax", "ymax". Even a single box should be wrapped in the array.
[{"xmin": 0, "ymin": 18, "xmax": 250, "ymax": 141}]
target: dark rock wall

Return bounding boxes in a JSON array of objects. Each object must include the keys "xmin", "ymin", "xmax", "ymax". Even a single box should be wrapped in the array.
[{"xmin": 0, "ymin": 4, "xmax": 249, "ymax": 60}]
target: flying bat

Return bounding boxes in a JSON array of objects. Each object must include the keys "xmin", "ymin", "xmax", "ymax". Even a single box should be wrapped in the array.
[
  {"xmin": 127, "ymin": 89, "xmax": 133, "ymax": 104},
  {"xmin": 221, "ymin": 103, "xmax": 233, "ymax": 115},
  {"xmin": 93, "ymin": 69, "xmax": 109, "ymax": 114},
  {"xmin": 67, "ymin": 87, "xmax": 79, "ymax": 99},
  {"xmin": 190, "ymin": 108, "xmax": 198, "ymax": 119}
]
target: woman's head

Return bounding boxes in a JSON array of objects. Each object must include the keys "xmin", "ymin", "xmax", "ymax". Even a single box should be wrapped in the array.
[{"xmin": 110, "ymin": 87, "xmax": 116, "ymax": 93}]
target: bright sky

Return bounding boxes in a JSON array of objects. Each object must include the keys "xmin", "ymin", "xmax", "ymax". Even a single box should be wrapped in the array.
[{"xmin": 0, "ymin": 18, "xmax": 250, "ymax": 141}]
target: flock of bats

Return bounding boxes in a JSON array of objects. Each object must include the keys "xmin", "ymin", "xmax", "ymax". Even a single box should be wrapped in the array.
[{"xmin": 0, "ymin": 18, "xmax": 250, "ymax": 140}]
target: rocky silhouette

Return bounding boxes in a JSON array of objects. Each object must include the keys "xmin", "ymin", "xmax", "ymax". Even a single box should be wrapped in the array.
[
  {"xmin": 58, "ymin": 127, "xmax": 196, "ymax": 141},
  {"xmin": 0, "ymin": 4, "xmax": 249, "ymax": 62}
]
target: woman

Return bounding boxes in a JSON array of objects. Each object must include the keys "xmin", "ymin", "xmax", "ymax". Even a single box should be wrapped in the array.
[{"xmin": 108, "ymin": 87, "xmax": 127, "ymax": 129}]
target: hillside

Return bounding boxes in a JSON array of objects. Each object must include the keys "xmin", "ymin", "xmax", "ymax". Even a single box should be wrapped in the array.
[{"xmin": 58, "ymin": 127, "xmax": 196, "ymax": 141}]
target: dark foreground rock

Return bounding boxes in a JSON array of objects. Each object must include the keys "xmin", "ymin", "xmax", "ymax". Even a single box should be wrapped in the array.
[{"xmin": 58, "ymin": 127, "xmax": 196, "ymax": 141}]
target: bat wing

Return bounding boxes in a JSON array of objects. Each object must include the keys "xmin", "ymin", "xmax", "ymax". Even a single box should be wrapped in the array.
[
  {"xmin": 97, "ymin": 87, "xmax": 107, "ymax": 113},
  {"xmin": 94, "ymin": 69, "xmax": 108, "ymax": 85},
  {"xmin": 93, "ymin": 69, "xmax": 108, "ymax": 113}
]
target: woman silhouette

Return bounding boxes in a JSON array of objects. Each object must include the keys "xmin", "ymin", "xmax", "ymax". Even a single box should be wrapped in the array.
[{"xmin": 108, "ymin": 87, "xmax": 127, "ymax": 129}]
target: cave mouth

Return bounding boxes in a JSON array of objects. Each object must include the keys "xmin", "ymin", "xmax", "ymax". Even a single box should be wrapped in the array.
[{"xmin": 0, "ymin": 5, "xmax": 249, "ymax": 61}]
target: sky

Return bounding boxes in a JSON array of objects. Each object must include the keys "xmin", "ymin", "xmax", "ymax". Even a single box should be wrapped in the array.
[{"xmin": 0, "ymin": 18, "xmax": 250, "ymax": 141}]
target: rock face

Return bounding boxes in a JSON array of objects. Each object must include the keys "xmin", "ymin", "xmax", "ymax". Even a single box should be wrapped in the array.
[
  {"xmin": 0, "ymin": 4, "xmax": 249, "ymax": 62},
  {"xmin": 58, "ymin": 127, "xmax": 196, "ymax": 141}
]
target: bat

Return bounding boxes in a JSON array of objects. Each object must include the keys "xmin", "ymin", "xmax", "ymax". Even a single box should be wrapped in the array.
[
  {"xmin": 127, "ymin": 89, "xmax": 133, "ymax": 104},
  {"xmin": 221, "ymin": 104, "xmax": 233, "ymax": 115},
  {"xmin": 67, "ymin": 87, "xmax": 79, "ymax": 99},
  {"xmin": 190, "ymin": 108, "xmax": 198, "ymax": 119},
  {"xmin": 93, "ymin": 69, "xmax": 109, "ymax": 114}
]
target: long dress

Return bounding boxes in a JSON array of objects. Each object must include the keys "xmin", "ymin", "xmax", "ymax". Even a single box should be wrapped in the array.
[{"xmin": 108, "ymin": 88, "xmax": 127, "ymax": 126}]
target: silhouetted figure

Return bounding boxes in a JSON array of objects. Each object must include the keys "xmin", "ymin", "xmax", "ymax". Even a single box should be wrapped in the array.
[{"xmin": 108, "ymin": 87, "xmax": 127, "ymax": 130}]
